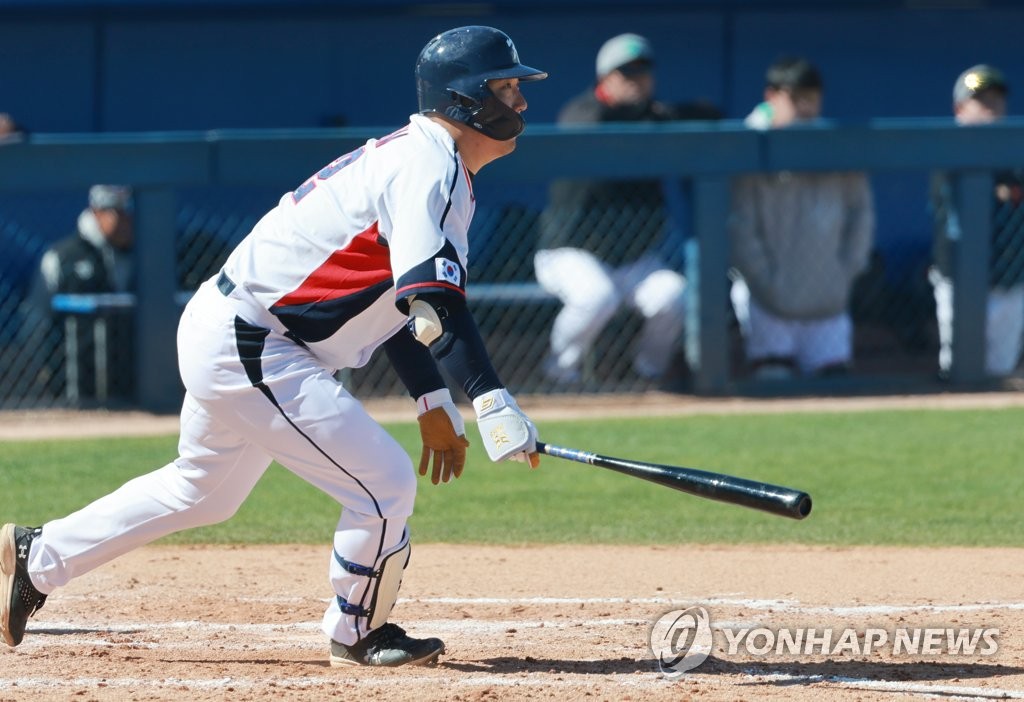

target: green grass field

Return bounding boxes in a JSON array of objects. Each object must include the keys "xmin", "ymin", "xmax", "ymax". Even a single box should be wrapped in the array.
[{"xmin": 2, "ymin": 407, "xmax": 1022, "ymax": 547}]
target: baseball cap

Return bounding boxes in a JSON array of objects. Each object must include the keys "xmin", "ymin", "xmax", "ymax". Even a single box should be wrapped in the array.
[
  {"xmin": 953, "ymin": 64, "xmax": 1008, "ymax": 103},
  {"xmin": 89, "ymin": 185, "xmax": 134, "ymax": 212},
  {"xmin": 596, "ymin": 33, "xmax": 654, "ymax": 78}
]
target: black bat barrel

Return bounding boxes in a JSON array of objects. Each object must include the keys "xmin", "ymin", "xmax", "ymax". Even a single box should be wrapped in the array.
[
  {"xmin": 539, "ymin": 442, "xmax": 812, "ymax": 520},
  {"xmin": 602, "ymin": 456, "xmax": 811, "ymax": 520}
]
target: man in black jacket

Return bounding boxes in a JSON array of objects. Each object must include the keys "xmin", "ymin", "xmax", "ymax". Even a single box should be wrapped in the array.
[
  {"xmin": 535, "ymin": 33, "xmax": 687, "ymax": 385},
  {"xmin": 24, "ymin": 185, "xmax": 135, "ymax": 400}
]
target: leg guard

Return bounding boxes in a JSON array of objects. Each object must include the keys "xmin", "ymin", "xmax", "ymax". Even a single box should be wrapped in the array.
[
  {"xmin": 323, "ymin": 510, "xmax": 410, "ymax": 645},
  {"xmin": 334, "ymin": 531, "xmax": 410, "ymax": 631}
]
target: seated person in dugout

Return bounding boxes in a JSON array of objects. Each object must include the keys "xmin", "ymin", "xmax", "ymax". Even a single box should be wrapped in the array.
[
  {"xmin": 535, "ymin": 33, "xmax": 687, "ymax": 386},
  {"xmin": 728, "ymin": 56, "xmax": 874, "ymax": 379},
  {"xmin": 930, "ymin": 64, "xmax": 1024, "ymax": 379}
]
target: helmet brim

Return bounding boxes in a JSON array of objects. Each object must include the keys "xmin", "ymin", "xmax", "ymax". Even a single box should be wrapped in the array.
[{"xmin": 487, "ymin": 64, "xmax": 548, "ymax": 83}]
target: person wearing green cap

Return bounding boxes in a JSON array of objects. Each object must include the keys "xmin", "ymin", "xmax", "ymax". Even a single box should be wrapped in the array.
[{"xmin": 535, "ymin": 33, "xmax": 688, "ymax": 387}]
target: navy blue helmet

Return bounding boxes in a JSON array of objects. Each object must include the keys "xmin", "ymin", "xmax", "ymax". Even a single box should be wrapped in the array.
[{"xmin": 416, "ymin": 26, "xmax": 547, "ymax": 141}]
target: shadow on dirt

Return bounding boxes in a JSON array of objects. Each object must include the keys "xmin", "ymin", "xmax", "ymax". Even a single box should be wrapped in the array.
[
  {"xmin": 446, "ymin": 654, "xmax": 1024, "ymax": 685},
  {"xmin": 33, "ymin": 626, "xmax": 143, "ymax": 637},
  {"xmin": 702, "ymin": 656, "xmax": 1024, "ymax": 684}
]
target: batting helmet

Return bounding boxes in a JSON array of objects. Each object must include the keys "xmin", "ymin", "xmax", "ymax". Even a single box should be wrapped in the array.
[{"xmin": 415, "ymin": 26, "xmax": 547, "ymax": 141}]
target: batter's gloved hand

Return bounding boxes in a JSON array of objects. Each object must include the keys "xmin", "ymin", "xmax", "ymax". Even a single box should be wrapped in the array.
[
  {"xmin": 472, "ymin": 388, "xmax": 540, "ymax": 468},
  {"xmin": 416, "ymin": 388, "xmax": 469, "ymax": 485}
]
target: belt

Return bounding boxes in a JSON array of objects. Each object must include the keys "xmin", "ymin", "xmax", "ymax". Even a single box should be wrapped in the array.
[
  {"xmin": 216, "ymin": 271, "xmax": 236, "ymax": 296},
  {"xmin": 216, "ymin": 270, "xmax": 308, "ymax": 349}
]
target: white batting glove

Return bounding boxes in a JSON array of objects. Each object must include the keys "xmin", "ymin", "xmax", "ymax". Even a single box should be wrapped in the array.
[{"xmin": 472, "ymin": 388, "xmax": 540, "ymax": 468}]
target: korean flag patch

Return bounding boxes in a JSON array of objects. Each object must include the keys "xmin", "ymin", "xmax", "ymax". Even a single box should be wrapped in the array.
[{"xmin": 435, "ymin": 257, "xmax": 462, "ymax": 287}]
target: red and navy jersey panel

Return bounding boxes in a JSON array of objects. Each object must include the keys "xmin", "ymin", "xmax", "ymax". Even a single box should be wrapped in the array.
[{"xmin": 218, "ymin": 115, "xmax": 475, "ymax": 371}]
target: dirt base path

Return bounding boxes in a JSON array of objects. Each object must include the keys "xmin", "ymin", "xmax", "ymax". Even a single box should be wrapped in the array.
[
  {"xmin": 2, "ymin": 543, "xmax": 1021, "ymax": 701},
  {"xmin": 5, "ymin": 389, "xmax": 1024, "ymax": 441}
]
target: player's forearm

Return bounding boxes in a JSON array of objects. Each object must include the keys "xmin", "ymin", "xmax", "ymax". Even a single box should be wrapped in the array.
[
  {"xmin": 383, "ymin": 325, "xmax": 448, "ymax": 399},
  {"xmin": 406, "ymin": 293, "xmax": 502, "ymax": 400},
  {"xmin": 429, "ymin": 308, "xmax": 501, "ymax": 400}
]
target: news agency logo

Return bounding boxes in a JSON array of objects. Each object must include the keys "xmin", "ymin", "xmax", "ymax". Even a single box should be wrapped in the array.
[
  {"xmin": 649, "ymin": 606, "xmax": 713, "ymax": 677},
  {"xmin": 649, "ymin": 606, "xmax": 1000, "ymax": 678},
  {"xmin": 718, "ymin": 626, "xmax": 1000, "ymax": 658}
]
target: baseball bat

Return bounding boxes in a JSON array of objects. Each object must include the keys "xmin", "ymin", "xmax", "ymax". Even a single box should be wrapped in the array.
[{"xmin": 537, "ymin": 441, "xmax": 812, "ymax": 520}]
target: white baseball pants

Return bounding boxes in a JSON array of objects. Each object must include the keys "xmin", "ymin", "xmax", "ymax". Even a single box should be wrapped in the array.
[
  {"xmin": 534, "ymin": 248, "xmax": 686, "ymax": 379},
  {"xmin": 27, "ymin": 278, "xmax": 416, "ymax": 645},
  {"xmin": 730, "ymin": 279, "xmax": 852, "ymax": 375},
  {"xmin": 930, "ymin": 270, "xmax": 1024, "ymax": 376}
]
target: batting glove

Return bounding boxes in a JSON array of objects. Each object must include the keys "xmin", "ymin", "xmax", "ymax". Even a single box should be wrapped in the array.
[
  {"xmin": 416, "ymin": 388, "xmax": 469, "ymax": 485},
  {"xmin": 472, "ymin": 388, "xmax": 540, "ymax": 468}
]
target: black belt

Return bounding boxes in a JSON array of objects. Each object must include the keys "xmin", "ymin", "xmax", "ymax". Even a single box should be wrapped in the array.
[
  {"xmin": 218, "ymin": 271, "xmax": 308, "ymax": 349},
  {"xmin": 217, "ymin": 271, "xmax": 236, "ymax": 296}
]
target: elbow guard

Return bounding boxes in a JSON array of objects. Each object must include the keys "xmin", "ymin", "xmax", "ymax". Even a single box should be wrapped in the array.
[
  {"xmin": 408, "ymin": 298, "xmax": 444, "ymax": 346},
  {"xmin": 404, "ymin": 293, "xmax": 501, "ymax": 398}
]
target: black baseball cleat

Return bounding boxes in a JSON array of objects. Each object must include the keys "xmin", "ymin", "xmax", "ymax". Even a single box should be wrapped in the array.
[
  {"xmin": 329, "ymin": 623, "xmax": 445, "ymax": 667},
  {"xmin": 1, "ymin": 523, "xmax": 47, "ymax": 647}
]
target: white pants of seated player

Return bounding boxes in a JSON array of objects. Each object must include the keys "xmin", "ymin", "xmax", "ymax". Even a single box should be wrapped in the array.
[
  {"xmin": 730, "ymin": 279, "xmax": 851, "ymax": 375},
  {"xmin": 25, "ymin": 281, "xmax": 414, "ymax": 646},
  {"xmin": 534, "ymin": 248, "xmax": 686, "ymax": 378},
  {"xmin": 930, "ymin": 270, "xmax": 1024, "ymax": 377}
]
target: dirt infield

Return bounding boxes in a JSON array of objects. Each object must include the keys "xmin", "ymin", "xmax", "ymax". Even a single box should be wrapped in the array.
[
  {"xmin": 1, "ymin": 544, "xmax": 1021, "ymax": 701},
  {"xmin": 2, "ymin": 393, "xmax": 1023, "ymax": 700}
]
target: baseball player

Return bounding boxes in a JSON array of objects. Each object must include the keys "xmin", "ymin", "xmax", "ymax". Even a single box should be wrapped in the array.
[{"xmin": 1, "ymin": 25, "xmax": 545, "ymax": 668}]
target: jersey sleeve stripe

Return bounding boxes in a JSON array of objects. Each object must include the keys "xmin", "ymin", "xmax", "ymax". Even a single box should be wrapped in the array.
[
  {"xmin": 459, "ymin": 159, "xmax": 475, "ymax": 201},
  {"xmin": 395, "ymin": 281, "xmax": 466, "ymax": 298},
  {"xmin": 438, "ymin": 150, "xmax": 460, "ymax": 231}
]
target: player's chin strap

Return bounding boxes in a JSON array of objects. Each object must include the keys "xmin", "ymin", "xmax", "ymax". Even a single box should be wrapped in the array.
[{"xmin": 333, "ymin": 530, "xmax": 411, "ymax": 631}]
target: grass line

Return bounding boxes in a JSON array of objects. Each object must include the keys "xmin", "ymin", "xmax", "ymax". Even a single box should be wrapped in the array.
[{"xmin": 1, "ymin": 408, "xmax": 1021, "ymax": 546}]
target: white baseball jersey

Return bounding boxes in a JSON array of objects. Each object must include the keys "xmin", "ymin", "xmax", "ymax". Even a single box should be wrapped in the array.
[{"xmin": 221, "ymin": 113, "xmax": 476, "ymax": 370}]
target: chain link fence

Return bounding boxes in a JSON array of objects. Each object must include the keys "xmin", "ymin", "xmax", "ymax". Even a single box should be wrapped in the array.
[{"xmin": 3, "ymin": 170, "xmax": 1017, "ymax": 410}]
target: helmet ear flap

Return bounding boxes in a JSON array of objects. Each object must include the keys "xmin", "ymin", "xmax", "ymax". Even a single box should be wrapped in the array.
[
  {"xmin": 441, "ymin": 89, "xmax": 481, "ymax": 126},
  {"xmin": 446, "ymin": 88, "xmax": 471, "ymax": 107}
]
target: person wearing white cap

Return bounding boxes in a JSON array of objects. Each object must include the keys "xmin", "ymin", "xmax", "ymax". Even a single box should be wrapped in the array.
[
  {"xmin": 930, "ymin": 64, "xmax": 1024, "ymax": 378},
  {"xmin": 535, "ymin": 33, "xmax": 687, "ymax": 386}
]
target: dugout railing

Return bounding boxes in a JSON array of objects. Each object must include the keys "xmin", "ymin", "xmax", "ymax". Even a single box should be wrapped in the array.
[{"xmin": 1, "ymin": 120, "xmax": 1021, "ymax": 412}]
